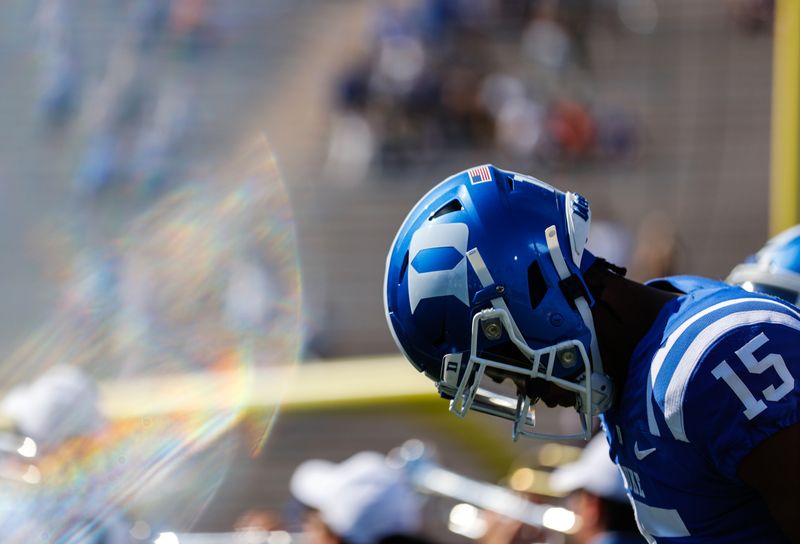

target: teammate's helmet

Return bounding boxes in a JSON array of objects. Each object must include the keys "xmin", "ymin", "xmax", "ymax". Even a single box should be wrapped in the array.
[
  {"xmin": 727, "ymin": 225, "xmax": 800, "ymax": 305},
  {"xmin": 384, "ymin": 165, "xmax": 612, "ymax": 441}
]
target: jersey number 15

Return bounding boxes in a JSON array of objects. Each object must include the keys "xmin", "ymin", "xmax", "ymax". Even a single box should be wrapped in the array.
[{"xmin": 711, "ymin": 332, "xmax": 795, "ymax": 420}]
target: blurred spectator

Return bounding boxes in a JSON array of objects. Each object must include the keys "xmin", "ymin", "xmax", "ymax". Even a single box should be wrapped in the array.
[
  {"xmin": 335, "ymin": 56, "xmax": 374, "ymax": 112},
  {"xmin": 616, "ymin": 0, "xmax": 659, "ymax": 36},
  {"xmin": 550, "ymin": 434, "xmax": 644, "ymax": 544},
  {"xmin": 372, "ymin": 36, "xmax": 426, "ymax": 100},
  {"xmin": 169, "ymin": 0, "xmax": 220, "ymax": 55},
  {"xmin": 77, "ymin": 41, "xmax": 146, "ymax": 194},
  {"xmin": 586, "ymin": 220, "xmax": 634, "ymax": 270},
  {"xmin": 0, "ymin": 366, "xmax": 132, "ymax": 543},
  {"xmin": 130, "ymin": 78, "xmax": 194, "ymax": 197},
  {"xmin": 1, "ymin": 365, "xmax": 105, "ymax": 453},
  {"xmin": 224, "ymin": 256, "xmax": 278, "ymax": 331},
  {"xmin": 65, "ymin": 247, "xmax": 120, "ymax": 316},
  {"xmin": 595, "ymin": 109, "xmax": 640, "ymax": 162},
  {"xmin": 479, "ymin": 73, "xmax": 527, "ymax": 120},
  {"xmin": 34, "ymin": 0, "xmax": 81, "ymax": 126},
  {"xmin": 437, "ymin": 61, "xmax": 493, "ymax": 148},
  {"xmin": 477, "ymin": 510, "xmax": 547, "ymax": 544},
  {"xmin": 290, "ymin": 451, "xmax": 427, "ymax": 544},
  {"xmin": 629, "ymin": 211, "xmax": 680, "ymax": 281},
  {"xmin": 521, "ymin": 2, "xmax": 573, "ymax": 78},
  {"xmin": 558, "ymin": 0, "xmax": 594, "ymax": 67},
  {"xmin": 133, "ymin": 0, "xmax": 171, "ymax": 49},
  {"xmin": 234, "ymin": 508, "xmax": 285, "ymax": 532},
  {"xmin": 325, "ymin": 111, "xmax": 376, "ymax": 186},
  {"xmin": 496, "ymin": 95, "xmax": 545, "ymax": 159},
  {"xmin": 544, "ymin": 99, "xmax": 597, "ymax": 162},
  {"xmin": 371, "ymin": 0, "xmax": 424, "ymax": 45},
  {"xmin": 726, "ymin": 0, "xmax": 774, "ymax": 35}
]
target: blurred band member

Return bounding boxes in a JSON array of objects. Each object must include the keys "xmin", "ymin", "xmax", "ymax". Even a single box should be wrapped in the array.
[
  {"xmin": 550, "ymin": 435, "xmax": 644, "ymax": 544},
  {"xmin": 2, "ymin": 365, "xmax": 105, "ymax": 453},
  {"xmin": 0, "ymin": 365, "xmax": 131, "ymax": 543},
  {"xmin": 290, "ymin": 451, "xmax": 429, "ymax": 544}
]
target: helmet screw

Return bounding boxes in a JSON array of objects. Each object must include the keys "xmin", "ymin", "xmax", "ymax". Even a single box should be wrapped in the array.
[
  {"xmin": 496, "ymin": 285, "xmax": 505, "ymax": 294},
  {"xmin": 482, "ymin": 319, "xmax": 503, "ymax": 340},
  {"xmin": 549, "ymin": 313, "xmax": 564, "ymax": 327},
  {"xmin": 559, "ymin": 349, "xmax": 577, "ymax": 368}
]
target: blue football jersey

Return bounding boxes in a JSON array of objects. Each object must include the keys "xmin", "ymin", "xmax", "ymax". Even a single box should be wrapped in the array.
[
  {"xmin": 601, "ymin": 283, "xmax": 800, "ymax": 543},
  {"xmin": 646, "ymin": 275, "xmax": 728, "ymax": 295}
]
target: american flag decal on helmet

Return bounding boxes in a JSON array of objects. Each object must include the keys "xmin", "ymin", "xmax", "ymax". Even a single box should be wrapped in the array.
[{"xmin": 468, "ymin": 165, "xmax": 492, "ymax": 184}]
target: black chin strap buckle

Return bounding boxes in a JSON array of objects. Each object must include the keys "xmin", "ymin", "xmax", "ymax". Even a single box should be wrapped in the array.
[
  {"xmin": 559, "ymin": 274, "xmax": 590, "ymax": 305},
  {"xmin": 596, "ymin": 257, "xmax": 627, "ymax": 277}
]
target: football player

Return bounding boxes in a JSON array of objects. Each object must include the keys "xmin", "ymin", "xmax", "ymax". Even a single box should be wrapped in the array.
[
  {"xmin": 384, "ymin": 165, "xmax": 800, "ymax": 542},
  {"xmin": 728, "ymin": 225, "xmax": 800, "ymax": 305},
  {"xmin": 648, "ymin": 225, "xmax": 800, "ymax": 303}
]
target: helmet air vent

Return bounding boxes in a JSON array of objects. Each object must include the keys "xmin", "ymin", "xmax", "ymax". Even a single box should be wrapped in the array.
[
  {"xmin": 429, "ymin": 199, "xmax": 463, "ymax": 220},
  {"xmin": 527, "ymin": 261, "xmax": 547, "ymax": 309},
  {"xmin": 398, "ymin": 251, "xmax": 409, "ymax": 284}
]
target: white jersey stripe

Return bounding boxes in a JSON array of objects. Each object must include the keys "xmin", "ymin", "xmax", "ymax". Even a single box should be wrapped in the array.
[
  {"xmin": 648, "ymin": 298, "xmax": 766, "ymax": 436},
  {"xmin": 647, "ymin": 297, "xmax": 800, "ymax": 437},
  {"xmin": 631, "ymin": 498, "xmax": 690, "ymax": 539},
  {"xmin": 646, "ymin": 365, "xmax": 659, "ymax": 436},
  {"xmin": 664, "ymin": 309, "xmax": 800, "ymax": 442}
]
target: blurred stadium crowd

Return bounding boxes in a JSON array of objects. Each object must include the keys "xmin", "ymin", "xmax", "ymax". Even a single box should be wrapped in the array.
[
  {"xmin": 36, "ymin": 0, "xmax": 221, "ymax": 197},
  {"xmin": 325, "ymin": 0, "xmax": 642, "ymax": 181},
  {"xmin": 324, "ymin": 0, "xmax": 772, "ymax": 184}
]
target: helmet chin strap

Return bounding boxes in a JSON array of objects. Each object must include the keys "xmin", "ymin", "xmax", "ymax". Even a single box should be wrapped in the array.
[
  {"xmin": 546, "ymin": 226, "xmax": 613, "ymax": 417},
  {"xmin": 545, "ymin": 226, "xmax": 604, "ymax": 374}
]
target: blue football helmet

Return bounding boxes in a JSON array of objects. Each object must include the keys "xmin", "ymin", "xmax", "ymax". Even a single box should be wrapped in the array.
[
  {"xmin": 727, "ymin": 225, "xmax": 800, "ymax": 305},
  {"xmin": 384, "ymin": 165, "xmax": 613, "ymax": 441}
]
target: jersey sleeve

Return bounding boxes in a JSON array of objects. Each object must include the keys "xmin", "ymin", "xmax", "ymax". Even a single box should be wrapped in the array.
[{"xmin": 682, "ymin": 320, "xmax": 800, "ymax": 480}]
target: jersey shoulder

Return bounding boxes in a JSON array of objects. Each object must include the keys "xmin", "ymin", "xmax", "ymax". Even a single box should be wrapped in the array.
[
  {"xmin": 646, "ymin": 274, "xmax": 728, "ymax": 294},
  {"xmin": 646, "ymin": 287, "xmax": 800, "ymax": 476}
]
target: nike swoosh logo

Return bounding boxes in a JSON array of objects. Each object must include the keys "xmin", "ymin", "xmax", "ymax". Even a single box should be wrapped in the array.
[{"xmin": 634, "ymin": 442, "xmax": 656, "ymax": 460}]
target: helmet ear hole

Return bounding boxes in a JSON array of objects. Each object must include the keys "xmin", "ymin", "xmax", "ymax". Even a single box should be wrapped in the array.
[{"xmin": 527, "ymin": 261, "xmax": 547, "ymax": 309}]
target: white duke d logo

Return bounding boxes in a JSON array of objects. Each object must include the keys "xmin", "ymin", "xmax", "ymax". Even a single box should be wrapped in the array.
[{"xmin": 408, "ymin": 222, "xmax": 469, "ymax": 313}]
